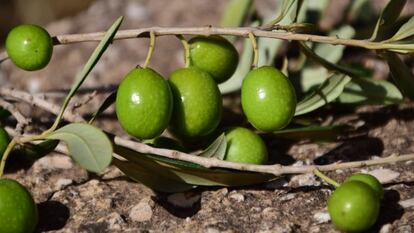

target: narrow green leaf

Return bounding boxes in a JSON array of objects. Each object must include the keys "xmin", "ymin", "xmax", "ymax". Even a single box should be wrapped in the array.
[
  {"xmin": 369, "ymin": 0, "xmax": 407, "ymax": 41},
  {"xmin": 295, "ymin": 73, "xmax": 351, "ymax": 116},
  {"xmin": 115, "ymin": 145, "xmax": 274, "ymax": 187},
  {"xmin": 314, "ymin": 25, "xmax": 355, "ymax": 63},
  {"xmin": 53, "ymin": 17, "xmax": 123, "ymax": 126},
  {"xmin": 258, "ymin": 0, "xmax": 300, "ymax": 66},
  {"xmin": 219, "ymin": 36, "xmax": 253, "ymax": 94},
  {"xmin": 113, "ymin": 158, "xmax": 195, "ymax": 193},
  {"xmin": 21, "ymin": 140, "xmax": 59, "ymax": 161},
  {"xmin": 198, "ymin": 133, "xmax": 227, "ymax": 160},
  {"xmin": 266, "ymin": 0, "xmax": 298, "ymax": 26},
  {"xmin": 46, "ymin": 123, "xmax": 113, "ymax": 173},
  {"xmin": 89, "ymin": 91, "xmax": 117, "ymax": 123},
  {"xmin": 273, "ymin": 124, "xmax": 350, "ymax": 141},
  {"xmin": 383, "ymin": 51, "xmax": 414, "ymax": 100},
  {"xmin": 299, "ymin": 42, "xmax": 358, "ymax": 77},
  {"xmin": 388, "ymin": 16, "xmax": 414, "ymax": 42},
  {"xmin": 338, "ymin": 78, "xmax": 403, "ymax": 104},
  {"xmin": 220, "ymin": 0, "xmax": 253, "ymax": 28}
]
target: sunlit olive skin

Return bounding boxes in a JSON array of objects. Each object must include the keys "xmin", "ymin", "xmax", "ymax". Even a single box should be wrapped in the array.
[
  {"xmin": 116, "ymin": 68, "xmax": 173, "ymax": 139},
  {"xmin": 0, "ymin": 127, "xmax": 10, "ymax": 159},
  {"xmin": 224, "ymin": 127, "xmax": 268, "ymax": 165},
  {"xmin": 5, "ymin": 24, "xmax": 53, "ymax": 71},
  {"xmin": 0, "ymin": 179, "xmax": 38, "ymax": 233},
  {"xmin": 241, "ymin": 66, "xmax": 296, "ymax": 132},
  {"xmin": 189, "ymin": 36, "xmax": 239, "ymax": 84},
  {"xmin": 169, "ymin": 67, "xmax": 222, "ymax": 138},
  {"xmin": 328, "ymin": 181, "xmax": 380, "ymax": 233},
  {"xmin": 345, "ymin": 173, "xmax": 384, "ymax": 199}
]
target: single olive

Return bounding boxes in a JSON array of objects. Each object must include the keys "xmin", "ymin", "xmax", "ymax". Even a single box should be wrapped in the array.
[
  {"xmin": 224, "ymin": 127, "xmax": 268, "ymax": 165},
  {"xmin": 116, "ymin": 68, "xmax": 173, "ymax": 139},
  {"xmin": 189, "ymin": 36, "xmax": 239, "ymax": 83},
  {"xmin": 345, "ymin": 173, "xmax": 384, "ymax": 199},
  {"xmin": 0, "ymin": 179, "xmax": 38, "ymax": 233},
  {"xmin": 169, "ymin": 67, "xmax": 222, "ymax": 138},
  {"xmin": 0, "ymin": 127, "xmax": 10, "ymax": 159},
  {"xmin": 5, "ymin": 24, "xmax": 53, "ymax": 71},
  {"xmin": 328, "ymin": 181, "xmax": 380, "ymax": 232},
  {"xmin": 241, "ymin": 66, "xmax": 296, "ymax": 132}
]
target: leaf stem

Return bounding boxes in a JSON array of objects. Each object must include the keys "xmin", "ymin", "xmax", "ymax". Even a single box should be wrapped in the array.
[
  {"xmin": 0, "ymin": 138, "xmax": 17, "ymax": 177},
  {"xmin": 177, "ymin": 35, "xmax": 191, "ymax": 67},
  {"xmin": 143, "ymin": 31, "xmax": 156, "ymax": 68},
  {"xmin": 313, "ymin": 169, "xmax": 340, "ymax": 188},
  {"xmin": 248, "ymin": 32, "xmax": 258, "ymax": 69}
]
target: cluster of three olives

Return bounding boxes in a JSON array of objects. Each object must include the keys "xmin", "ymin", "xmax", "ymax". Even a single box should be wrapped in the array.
[
  {"xmin": 328, "ymin": 173, "xmax": 384, "ymax": 232},
  {"xmin": 116, "ymin": 35, "xmax": 240, "ymax": 139}
]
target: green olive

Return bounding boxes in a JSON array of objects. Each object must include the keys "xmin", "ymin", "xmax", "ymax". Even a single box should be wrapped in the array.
[
  {"xmin": 116, "ymin": 68, "xmax": 173, "ymax": 139},
  {"xmin": 0, "ymin": 179, "xmax": 38, "ymax": 233},
  {"xmin": 345, "ymin": 173, "xmax": 384, "ymax": 199},
  {"xmin": 189, "ymin": 36, "xmax": 239, "ymax": 84},
  {"xmin": 169, "ymin": 67, "xmax": 222, "ymax": 138},
  {"xmin": 5, "ymin": 24, "xmax": 53, "ymax": 71},
  {"xmin": 328, "ymin": 181, "xmax": 380, "ymax": 232},
  {"xmin": 241, "ymin": 66, "xmax": 296, "ymax": 132},
  {"xmin": 224, "ymin": 127, "xmax": 268, "ymax": 165},
  {"xmin": 0, "ymin": 127, "xmax": 10, "ymax": 159}
]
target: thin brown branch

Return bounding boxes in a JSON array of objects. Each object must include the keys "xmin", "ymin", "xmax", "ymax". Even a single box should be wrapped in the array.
[
  {"xmin": 0, "ymin": 87, "xmax": 84, "ymax": 123},
  {"xmin": 0, "ymin": 26, "xmax": 403, "ymax": 61},
  {"xmin": 0, "ymin": 87, "xmax": 413, "ymax": 176},
  {"xmin": 0, "ymin": 97, "xmax": 31, "ymax": 134}
]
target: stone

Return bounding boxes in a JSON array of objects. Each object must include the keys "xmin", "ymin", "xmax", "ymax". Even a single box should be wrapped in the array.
[{"xmin": 129, "ymin": 198, "xmax": 153, "ymax": 222}]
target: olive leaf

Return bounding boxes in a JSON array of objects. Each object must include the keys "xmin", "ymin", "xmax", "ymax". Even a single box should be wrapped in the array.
[
  {"xmin": 113, "ymin": 158, "xmax": 195, "ymax": 193},
  {"xmin": 89, "ymin": 91, "xmax": 117, "ymax": 123},
  {"xmin": 387, "ymin": 16, "xmax": 414, "ymax": 42},
  {"xmin": 369, "ymin": 0, "xmax": 407, "ymax": 42},
  {"xmin": 46, "ymin": 123, "xmax": 113, "ymax": 173},
  {"xmin": 52, "ymin": 16, "xmax": 123, "ymax": 127},
  {"xmin": 338, "ymin": 78, "xmax": 403, "ymax": 105},
  {"xmin": 258, "ymin": 0, "xmax": 301, "ymax": 66},
  {"xmin": 21, "ymin": 140, "xmax": 59, "ymax": 162},
  {"xmin": 383, "ymin": 51, "xmax": 414, "ymax": 100},
  {"xmin": 314, "ymin": 25, "xmax": 355, "ymax": 64},
  {"xmin": 220, "ymin": 0, "xmax": 253, "ymax": 28},
  {"xmin": 219, "ymin": 33, "xmax": 254, "ymax": 94},
  {"xmin": 198, "ymin": 133, "xmax": 227, "ymax": 160},
  {"xmin": 273, "ymin": 124, "xmax": 350, "ymax": 141},
  {"xmin": 115, "ymin": 145, "xmax": 274, "ymax": 187},
  {"xmin": 295, "ymin": 73, "xmax": 351, "ymax": 116}
]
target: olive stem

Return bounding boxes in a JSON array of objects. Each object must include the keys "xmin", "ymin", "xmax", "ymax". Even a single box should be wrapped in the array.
[
  {"xmin": 1, "ymin": 87, "xmax": 414, "ymax": 176},
  {"xmin": 248, "ymin": 32, "xmax": 259, "ymax": 69},
  {"xmin": 143, "ymin": 31, "xmax": 156, "ymax": 69},
  {"xmin": 1, "ymin": 26, "xmax": 407, "ymax": 63},
  {"xmin": 313, "ymin": 169, "xmax": 340, "ymax": 188},
  {"xmin": 177, "ymin": 35, "xmax": 191, "ymax": 68},
  {"xmin": 0, "ymin": 138, "xmax": 17, "ymax": 177}
]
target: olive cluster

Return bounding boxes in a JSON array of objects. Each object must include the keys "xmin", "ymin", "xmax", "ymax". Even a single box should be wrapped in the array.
[{"xmin": 115, "ymin": 35, "xmax": 296, "ymax": 165}]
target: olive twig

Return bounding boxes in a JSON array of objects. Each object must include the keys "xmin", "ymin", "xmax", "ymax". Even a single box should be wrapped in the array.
[
  {"xmin": 313, "ymin": 169, "xmax": 340, "ymax": 188},
  {"xmin": 0, "ymin": 98, "xmax": 31, "ymax": 134},
  {"xmin": 176, "ymin": 35, "xmax": 191, "ymax": 67},
  {"xmin": 248, "ymin": 32, "xmax": 259, "ymax": 69},
  {"xmin": 1, "ymin": 87, "xmax": 414, "ymax": 176},
  {"xmin": 0, "ymin": 138, "xmax": 17, "ymax": 177},
  {"xmin": 143, "ymin": 31, "xmax": 156, "ymax": 69},
  {"xmin": 0, "ymin": 25, "xmax": 410, "ymax": 63}
]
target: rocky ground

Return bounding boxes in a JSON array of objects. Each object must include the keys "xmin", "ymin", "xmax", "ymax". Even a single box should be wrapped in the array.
[{"xmin": 0, "ymin": 0, "xmax": 414, "ymax": 232}]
